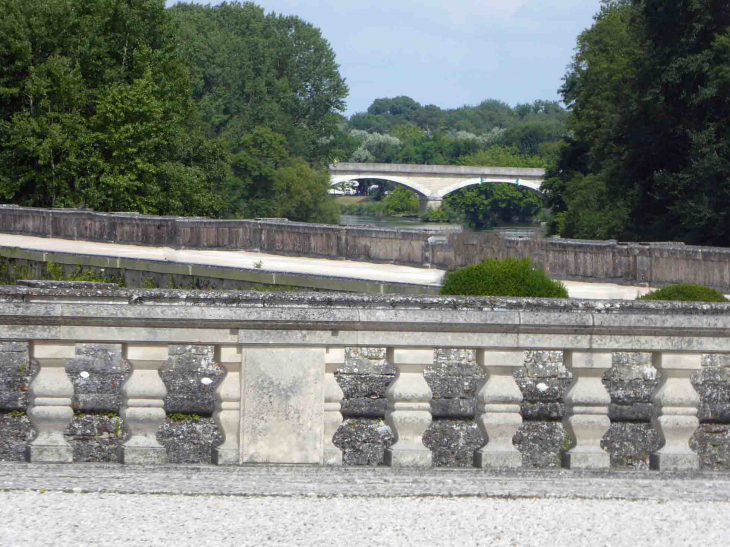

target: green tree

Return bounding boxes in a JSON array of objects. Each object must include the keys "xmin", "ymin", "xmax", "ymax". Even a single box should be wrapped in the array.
[
  {"xmin": 545, "ymin": 0, "xmax": 730, "ymax": 245},
  {"xmin": 270, "ymin": 162, "xmax": 339, "ymax": 224},
  {"xmin": 383, "ymin": 186, "xmax": 420, "ymax": 216},
  {"xmin": 171, "ymin": 2, "xmax": 348, "ymax": 167},
  {"xmin": 0, "ymin": 0, "xmax": 223, "ymax": 216}
]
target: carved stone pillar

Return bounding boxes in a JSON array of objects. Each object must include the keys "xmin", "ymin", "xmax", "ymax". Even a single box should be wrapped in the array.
[
  {"xmin": 384, "ymin": 348, "xmax": 433, "ymax": 468},
  {"xmin": 119, "ymin": 344, "xmax": 169, "ymax": 465},
  {"xmin": 26, "ymin": 342, "xmax": 76, "ymax": 463},
  {"xmin": 562, "ymin": 351, "xmax": 612, "ymax": 469},
  {"xmin": 474, "ymin": 350, "xmax": 523, "ymax": 468},
  {"xmin": 323, "ymin": 347, "xmax": 345, "ymax": 465},
  {"xmin": 212, "ymin": 345, "xmax": 242, "ymax": 466},
  {"xmin": 650, "ymin": 352, "xmax": 701, "ymax": 471}
]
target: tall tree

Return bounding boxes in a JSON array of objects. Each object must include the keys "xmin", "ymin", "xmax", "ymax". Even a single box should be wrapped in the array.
[
  {"xmin": 0, "ymin": 0, "xmax": 223, "ymax": 216},
  {"xmin": 544, "ymin": 0, "xmax": 730, "ymax": 245}
]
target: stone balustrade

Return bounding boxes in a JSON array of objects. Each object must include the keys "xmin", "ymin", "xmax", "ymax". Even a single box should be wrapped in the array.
[{"xmin": 1, "ymin": 285, "xmax": 729, "ymax": 470}]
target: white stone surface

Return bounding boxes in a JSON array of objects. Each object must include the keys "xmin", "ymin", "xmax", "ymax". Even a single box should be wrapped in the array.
[
  {"xmin": 119, "ymin": 344, "xmax": 169, "ymax": 465},
  {"xmin": 474, "ymin": 350, "xmax": 524, "ymax": 468},
  {"xmin": 241, "ymin": 347, "xmax": 325, "ymax": 464},
  {"xmin": 650, "ymin": 352, "xmax": 701, "ymax": 471},
  {"xmin": 212, "ymin": 345, "xmax": 242, "ymax": 466},
  {"xmin": 26, "ymin": 342, "xmax": 76, "ymax": 463},
  {"xmin": 562, "ymin": 351, "xmax": 612, "ymax": 469},
  {"xmin": 384, "ymin": 348, "xmax": 433, "ymax": 468},
  {"xmin": 323, "ymin": 348, "xmax": 345, "ymax": 465},
  {"xmin": 3, "ymin": 490, "xmax": 728, "ymax": 547}
]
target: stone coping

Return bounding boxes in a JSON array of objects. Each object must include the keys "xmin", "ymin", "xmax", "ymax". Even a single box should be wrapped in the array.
[{"xmin": 1, "ymin": 284, "xmax": 730, "ymax": 314}]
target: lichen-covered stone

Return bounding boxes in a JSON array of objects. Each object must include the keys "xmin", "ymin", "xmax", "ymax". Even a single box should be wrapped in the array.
[
  {"xmin": 602, "ymin": 423, "xmax": 661, "ymax": 470},
  {"xmin": 67, "ymin": 414, "xmax": 125, "ymax": 463},
  {"xmin": 691, "ymin": 424, "xmax": 730, "ymax": 470},
  {"xmin": 423, "ymin": 419, "xmax": 483, "ymax": 467},
  {"xmin": 158, "ymin": 417, "xmax": 223, "ymax": 464},
  {"xmin": 0, "ymin": 342, "xmax": 34, "ymax": 411},
  {"xmin": 67, "ymin": 344, "xmax": 128, "ymax": 412},
  {"xmin": 0, "ymin": 413, "xmax": 32, "ymax": 461},
  {"xmin": 334, "ymin": 418, "xmax": 394, "ymax": 466},
  {"xmin": 513, "ymin": 422, "xmax": 566, "ymax": 469},
  {"xmin": 160, "ymin": 345, "xmax": 223, "ymax": 415}
]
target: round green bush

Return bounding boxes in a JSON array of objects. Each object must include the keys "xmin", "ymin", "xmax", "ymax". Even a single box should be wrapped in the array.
[
  {"xmin": 637, "ymin": 284, "xmax": 728, "ymax": 302},
  {"xmin": 439, "ymin": 258, "xmax": 569, "ymax": 298}
]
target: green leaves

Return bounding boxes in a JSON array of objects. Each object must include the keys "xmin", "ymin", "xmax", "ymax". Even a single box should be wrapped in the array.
[
  {"xmin": 0, "ymin": 0, "xmax": 222, "ymax": 217},
  {"xmin": 547, "ymin": 0, "xmax": 730, "ymax": 245},
  {"xmin": 440, "ymin": 258, "xmax": 568, "ymax": 298}
]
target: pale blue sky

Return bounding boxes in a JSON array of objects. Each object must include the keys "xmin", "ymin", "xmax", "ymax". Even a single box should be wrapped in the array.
[{"xmin": 166, "ymin": 0, "xmax": 601, "ymax": 116}]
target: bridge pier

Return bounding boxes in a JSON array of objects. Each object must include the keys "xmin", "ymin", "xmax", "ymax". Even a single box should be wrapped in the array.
[{"xmin": 419, "ymin": 197, "xmax": 442, "ymax": 215}]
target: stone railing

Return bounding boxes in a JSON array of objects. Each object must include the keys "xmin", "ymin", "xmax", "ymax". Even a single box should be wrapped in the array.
[{"xmin": 1, "ymin": 285, "xmax": 729, "ymax": 471}]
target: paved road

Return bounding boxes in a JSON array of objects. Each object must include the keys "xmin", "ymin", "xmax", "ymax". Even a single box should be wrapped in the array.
[
  {"xmin": 1, "ymin": 465, "xmax": 728, "ymax": 546},
  {"xmin": 0, "ymin": 233, "xmax": 658, "ymax": 299}
]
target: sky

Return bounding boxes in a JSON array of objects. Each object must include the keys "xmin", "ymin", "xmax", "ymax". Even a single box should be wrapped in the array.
[{"xmin": 165, "ymin": 0, "xmax": 601, "ymax": 116}]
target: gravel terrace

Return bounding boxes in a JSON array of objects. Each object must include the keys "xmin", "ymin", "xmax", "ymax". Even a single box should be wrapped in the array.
[{"xmin": 1, "ymin": 465, "xmax": 729, "ymax": 546}]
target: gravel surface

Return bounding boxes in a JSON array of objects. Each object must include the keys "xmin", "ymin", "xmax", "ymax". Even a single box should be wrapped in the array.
[{"xmin": 1, "ymin": 490, "xmax": 728, "ymax": 546}]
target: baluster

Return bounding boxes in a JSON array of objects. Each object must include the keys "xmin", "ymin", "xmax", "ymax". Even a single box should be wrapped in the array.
[
  {"xmin": 384, "ymin": 348, "xmax": 433, "ymax": 468},
  {"xmin": 26, "ymin": 342, "xmax": 76, "ymax": 463},
  {"xmin": 213, "ymin": 345, "xmax": 242, "ymax": 465},
  {"xmin": 119, "ymin": 344, "xmax": 169, "ymax": 465},
  {"xmin": 562, "ymin": 351, "xmax": 612, "ymax": 469},
  {"xmin": 474, "ymin": 350, "xmax": 523, "ymax": 468},
  {"xmin": 323, "ymin": 347, "xmax": 345, "ymax": 465},
  {"xmin": 650, "ymin": 352, "xmax": 701, "ymax": 471}
]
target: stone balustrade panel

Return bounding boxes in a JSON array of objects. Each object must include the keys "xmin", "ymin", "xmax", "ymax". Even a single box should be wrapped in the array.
[{"xmin": 0, "ymin": 288, "xmax": 729, "ymax": 470}]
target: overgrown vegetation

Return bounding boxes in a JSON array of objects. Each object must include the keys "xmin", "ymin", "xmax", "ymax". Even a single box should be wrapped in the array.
[
  {"xmin": 439, "ymin": 258, "xmax": 568, "ymax": 298},
  {"xmin": 638, "ymin": 284, "xmax": 729, "ymax": 303}
]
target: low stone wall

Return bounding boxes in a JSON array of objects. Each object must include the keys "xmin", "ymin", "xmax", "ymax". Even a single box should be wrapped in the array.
[
  {"xmin": 0, "ymin": 205, "xmax": 436, "ymax": 268},
  {"xmin": 4, "ymin": 205, "xmax": 730, "ymax": 288},
  {"xmin": 431, "ymin": 232, "xmax": 730, "ymax": 290}
]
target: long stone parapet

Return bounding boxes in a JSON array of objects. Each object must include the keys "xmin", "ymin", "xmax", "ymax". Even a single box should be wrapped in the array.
[
  {"xmin": 1, "ymin": 285, "xmax": 729, "ymax": 471},
  {"xmin": 4, "ymin": 205, "xmax": 730, "ymax": 289}
]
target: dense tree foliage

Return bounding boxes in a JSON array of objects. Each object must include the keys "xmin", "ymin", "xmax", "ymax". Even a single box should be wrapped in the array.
[
  {"xmin": 544, "ymin": 0, "xmax": 730, "ymax": 245},
  {"xmin": 0, "ymin": 0, "xmax": 348, "ymax": 223},
  {"xmin": 345, "ymin": 97, "xmax": 567, "ymax": 163},
  {"xmin": 0, "ymin": 0, "xmax": 225, "ymax": 216}
]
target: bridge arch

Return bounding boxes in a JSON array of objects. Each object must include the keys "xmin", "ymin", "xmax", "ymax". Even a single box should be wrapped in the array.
[
  {"xmin": 330, "ymin": 175, "xmax": 431, "ymax": 199},
  {"xmin": 435, "ymin": 178, "xmax": 544, "ymax": 200}
]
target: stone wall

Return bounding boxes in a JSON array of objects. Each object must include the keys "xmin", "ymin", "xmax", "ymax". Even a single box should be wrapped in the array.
[
  {"xmin": 2, "ymin": 340, "xmax": 728, "ymax": 469},
  {"xmin": 5, "ymin": 205, "xmax": 730, "ymax": 289}
]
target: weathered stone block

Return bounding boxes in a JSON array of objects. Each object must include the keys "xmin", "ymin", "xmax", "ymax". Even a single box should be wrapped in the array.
[
  {"xmin": 423, "ymin": 419, "xmax": 483, "ymax": 467},
  {"xmin": 67, "ymin": 344, "xmax": 128, "ymax": 412},
  {"xmin": 602, "ymin": 422, "xmax": 661, "ymax": 470},
  {"xmin": 333, "ymin": 418, "xmax": 394, "ymax": 466},
  {"xmin": 513, "ymin": 422, "xmax": 566, "ymax": 469},
  {"xmin": 0, "ymin": 413, "xmax": 32, "ymax": 462},
  {"xmin": 160, "ymin": 345, "xmax": 222, "ymax": 415},
  {"xmin": 241, "ymin": 347, "xmax": 324, "ymax": 464},
  {"xmin": 67, "ymin": 414, "xmax": 124, "ymax": 463},
  {"xmin": 159, "ymin": 417, "xmax": 223, "ymax": 465}
]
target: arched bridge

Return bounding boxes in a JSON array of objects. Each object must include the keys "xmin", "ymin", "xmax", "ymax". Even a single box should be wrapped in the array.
[{"xmin": 329, "ymin": 162, "xmax": 546, "ymax": 213}]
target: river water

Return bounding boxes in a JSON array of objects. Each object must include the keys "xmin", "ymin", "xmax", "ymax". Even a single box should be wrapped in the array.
[{"xmin": 339, "ymin": 214, "xmax": 540, "ymax": 235}]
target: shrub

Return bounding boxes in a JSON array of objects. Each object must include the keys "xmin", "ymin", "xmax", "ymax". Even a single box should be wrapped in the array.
[
  {"xmin": 439, "ymin": 258, "xmax": 568, "ymax": 298},
  {"xmin": 638, "ymin": 284, "xmax": 728, "ymax": 302}
]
